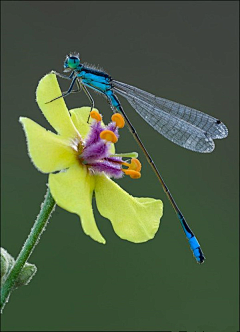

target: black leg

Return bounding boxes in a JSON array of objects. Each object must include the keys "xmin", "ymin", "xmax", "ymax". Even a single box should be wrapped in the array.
[
  {"xmin": 45, "ymin": 76, "xmax": 78, "ymax": 104},
  {"xmin": 71, "ymin": 79, "xmax": 82, "ymax": 93},
  {"xmin": 51, "ymin": 70, "xmax": 75, "ymax": 80},
  {"xmin": 81, "ymin": 85, "xmax": 95, "ymax": 123},
  {"xmin": 67, "ymin": 79, "xmax": 82, "ymax": 93}
]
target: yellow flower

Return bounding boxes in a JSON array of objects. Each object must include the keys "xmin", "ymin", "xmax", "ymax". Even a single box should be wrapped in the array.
[{"xmin": 20, "ymin": 73, "xmax": 163, "ymax": 244}]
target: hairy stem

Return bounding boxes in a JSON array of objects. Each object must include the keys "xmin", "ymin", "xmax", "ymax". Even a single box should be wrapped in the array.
[{"xmin": 1, "ymin": 188, "xmax": 56, "ymax": 312}]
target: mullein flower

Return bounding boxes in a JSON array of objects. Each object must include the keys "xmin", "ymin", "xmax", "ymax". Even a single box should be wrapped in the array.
[{"xmin": 20, "ymin": 73, "xmax": 163, "ymax": 244}]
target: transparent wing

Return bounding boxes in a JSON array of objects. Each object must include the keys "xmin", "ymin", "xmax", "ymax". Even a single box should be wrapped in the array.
[{"xmin": 112, "ymin": 80, "xmax": 228, "ymax": 153}]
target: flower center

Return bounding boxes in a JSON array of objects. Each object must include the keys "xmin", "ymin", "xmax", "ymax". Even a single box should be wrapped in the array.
[{"xmin": 78, "ymin": 110, "xmax": 141, "ymax": 180}]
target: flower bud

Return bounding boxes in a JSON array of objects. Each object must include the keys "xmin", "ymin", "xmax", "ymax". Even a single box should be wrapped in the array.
[{"xmin": 1, "ymin": 248, "xmax": 15, "ymax": 283}]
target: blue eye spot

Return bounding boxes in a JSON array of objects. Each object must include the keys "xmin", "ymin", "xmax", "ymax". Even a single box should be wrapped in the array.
[{"xmin": 66, "ymin": 56, "xmax": 80, "ymax": 69}]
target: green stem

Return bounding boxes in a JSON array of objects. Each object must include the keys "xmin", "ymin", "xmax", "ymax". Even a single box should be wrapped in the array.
[{"xmin": 1, "ymin": 188, "xmax": 56, "ymax": 312}]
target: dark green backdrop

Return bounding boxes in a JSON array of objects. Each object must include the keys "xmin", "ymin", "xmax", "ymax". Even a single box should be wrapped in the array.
[{"xmin": 1, "ymin": 1, "xmax": 239, "ymax": 331}]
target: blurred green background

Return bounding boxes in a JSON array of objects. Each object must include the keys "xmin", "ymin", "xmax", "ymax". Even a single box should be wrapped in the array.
[{"xmin": 1, "ymin": 1, "xmax": 239, "ymax": 331}]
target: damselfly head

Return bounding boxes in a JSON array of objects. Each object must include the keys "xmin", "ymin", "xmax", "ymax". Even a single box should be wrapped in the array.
[{"xmin": 64, "ymin": 53, "xmax": 80, "ymax": 71}]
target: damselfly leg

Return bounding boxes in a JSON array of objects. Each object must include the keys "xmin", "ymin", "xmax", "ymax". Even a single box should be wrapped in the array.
[{"xmin": 45, "ymin": 75, "xmax": 78, "ymax": 104}]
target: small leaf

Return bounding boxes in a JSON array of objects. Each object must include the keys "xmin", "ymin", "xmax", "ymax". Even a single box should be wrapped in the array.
[
  {"xmin": 1, "ymin": 248, "xmax": 15, "ymax": 284},
  {"xmin": 15, "ymin": 263, "xmax": 37, "ymax": 288},
  {"xmin": 1, "ymin": 247, "xmax": 37, "ymax": 288}
]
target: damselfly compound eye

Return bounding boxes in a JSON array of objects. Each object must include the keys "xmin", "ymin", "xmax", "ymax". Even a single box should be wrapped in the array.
[{"xmin": 66, "ymin": 55, "xmax": 80, "ymax": 69}]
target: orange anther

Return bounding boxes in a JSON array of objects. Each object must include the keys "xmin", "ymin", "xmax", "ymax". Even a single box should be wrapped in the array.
[
  {"xmin": 123, "ymin": 169, "xmax": 141, "ymax": 179},
  {"xmin": 100, "ymin": 130, "xmax": 118, "ymax": 143},
  {"xmin": 111, "ymin": 113, "xmax": 125, "ymax": 128},
  {"xmin": 130, "ymin": 158, "xmax": 142, "ymax": 172},
  {"xmin": 90, "ymin": 110, "xmax": 102, "ymax": 122},
  {"xmin": 121, "ymin": 158, "xmax": 142, "ymax": 172}
]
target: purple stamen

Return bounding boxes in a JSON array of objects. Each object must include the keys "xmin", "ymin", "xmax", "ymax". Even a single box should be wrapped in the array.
[
  {"xmin": 84, "ymin": 121, "xmax": 104, "ymax": 148},
  {"xmin": 81, "ymin": 140, "xmax": 110, "ymax": 162},
  {"xmin": 106, "ymin": 122, "xmax": 119, "ymax": 139},
  {"xmin": 80, "ymin": 114, "xmax": 126, "ymax": 179},
  {"xmin": 89, "ymin": 160, "xmax": 123, "ymax": 179},
  {"xmin": 105, "ymin": 156, "xmax": 123, "ymax": 163}
]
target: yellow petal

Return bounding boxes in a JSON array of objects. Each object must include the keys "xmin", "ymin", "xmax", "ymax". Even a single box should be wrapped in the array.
[
  {"xmin": 20, "ymin": 117, "xmax": 78, "ymax": 173},
  {"xmin": 49, "ymin": 163, "xmax": 106, "ymax": 244},
  {"xmin": 36, "ymin": 73, "xmax": 79, "ymax": 138},
  {"xmin": 70, "ymin": 107, "xmax": 97, "ymax": 139},
  {"xmin": 95, "ymin": 175, "xmax": 163, "ymax": 243},
  {"xmin": 70, "ymin": 107, "xmax": 115, "ymax": 154}
]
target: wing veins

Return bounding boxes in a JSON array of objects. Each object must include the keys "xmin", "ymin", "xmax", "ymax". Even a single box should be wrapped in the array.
[{"xmin": 112, "ymin": 80, "xmax": 228, "ymax": 140}]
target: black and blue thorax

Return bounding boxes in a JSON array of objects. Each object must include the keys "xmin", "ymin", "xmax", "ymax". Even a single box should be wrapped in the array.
[
  {"xmin": 75, "ymin": 65, "xmax": 112, "ymax": 93},
  {"xmin": 75, "ymin": 64, "xmax": 121, "ymax": 111}
]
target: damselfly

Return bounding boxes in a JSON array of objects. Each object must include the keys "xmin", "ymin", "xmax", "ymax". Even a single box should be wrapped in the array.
[{"xmin": 47, "ymin": 53, "xmax": 229, "ymax": 264}]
